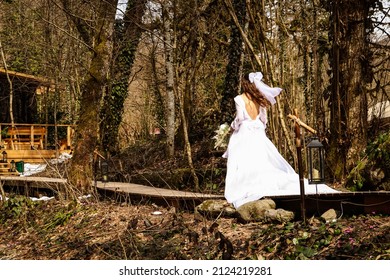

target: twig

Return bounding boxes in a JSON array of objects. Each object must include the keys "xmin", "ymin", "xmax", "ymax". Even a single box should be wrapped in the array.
[
  {"xmin": 376, "ymin": 254, "xmax": 390, "ymax": 260},
  {"xmin": 117, "ymin": 234, "xmax": 127, "ymax": 260}
]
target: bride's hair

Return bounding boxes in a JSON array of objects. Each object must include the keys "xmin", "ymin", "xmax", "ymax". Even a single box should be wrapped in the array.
[{"xmin": 242, "ymin": 73, "xmax": 270, "ymax": 108}]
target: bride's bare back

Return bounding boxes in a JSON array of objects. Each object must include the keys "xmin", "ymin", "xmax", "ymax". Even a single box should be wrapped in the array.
[{"xmin": 242, "ymin": 93, "xmax": 260, "ymax": 120}]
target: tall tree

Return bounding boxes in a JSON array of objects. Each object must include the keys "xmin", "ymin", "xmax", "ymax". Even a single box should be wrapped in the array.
[
  {"xmin": 100, "ymin": 0, "xmax": 147, "ymax": 154},
  {"xmin": 162, "ymin": 0, "xmax": 176, "ymax": 158},
  {"xmin": 327, "ymin": 0, "xmax": 375, "ymax": 181},
  {"xmin": 0, "ymin": 40, "xmax": 15, "ymax": 127},
  {"xmin": 63, "ymin": 0, "xmax": 119, "ymax": 192},
  {"xmin": 220, "ymin": 0, "xmax": 246, "ymax": 125}
]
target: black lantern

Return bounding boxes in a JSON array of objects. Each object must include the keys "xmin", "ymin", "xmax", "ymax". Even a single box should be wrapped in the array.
[
  {"xmin": 101, "ymin": 160, "xmax": 109, "ymax": 182},
  {"xmin": 10, "ymin": 160, "xmax": 16, "ymax": 172},
  {"xmin": 307, "ymin": 137, "xmax": 325, "ymax": 184},
  {"xmin": 2, "ymin": 151, "xmax": 7, "ymax": 163}
]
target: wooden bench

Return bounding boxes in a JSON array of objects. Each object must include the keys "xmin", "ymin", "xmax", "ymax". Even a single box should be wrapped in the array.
[
  {"xmin": 5, "ymin": 126, "xmax": 46, "ymax": 150},
  {"xmin": 0, "ymin": 162, "xmax": 19, "ymax": 175}
]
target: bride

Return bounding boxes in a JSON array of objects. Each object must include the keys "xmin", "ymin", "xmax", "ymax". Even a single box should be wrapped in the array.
[{"xmin": 223, "ymin": 72, "xmax": 338, "ymax": 209}]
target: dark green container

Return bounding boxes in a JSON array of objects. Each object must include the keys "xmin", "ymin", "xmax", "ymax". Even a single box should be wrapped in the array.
[{"xmin": 16, "ymin": 161, "xmax": 24, "ymax": 173}]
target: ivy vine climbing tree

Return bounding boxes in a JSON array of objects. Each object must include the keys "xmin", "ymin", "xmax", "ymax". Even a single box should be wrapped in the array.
[
  {"xmin": 220, "ymin": 0, "xmax": 246, "ymax": 126},
  {"xmin": 327, "ymin": 0, "xmax": 376, "ymax": 181},
  {"xmin": 100, "ymin": 0, "xmax": 147, "ymax": 155}
]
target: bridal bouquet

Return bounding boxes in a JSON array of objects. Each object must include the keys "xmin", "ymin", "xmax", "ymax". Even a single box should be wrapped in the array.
[{"xmin": 212, "ymin": 123, "xmax": 230, "ymax": 150}]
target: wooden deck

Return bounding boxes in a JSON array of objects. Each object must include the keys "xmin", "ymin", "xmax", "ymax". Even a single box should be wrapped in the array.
[
  {"xmin": 2, "ymin": 150, "xmax": 59, "ymax": 163},
  {"xmin": 269, "ymin": 191, "xmax": 390, "ymax": 216},
  {"xmin": 0, "ymin": 123, "xmax": 74, "ymax": 165},
  {"xmin": 97, "ymin": 181, "xmax": 224, "ymax": 199},
  {"xmin": 96, "ymin": 181, "xmax": 225, "ymax": 208},
  {"xmin": 0, "ymin": 175, "xmax": 67, "ymax": 185},
  {"xmin": 1, "ymin": 176, "xmax": 390, "ymax": 214},
  {"xmin": 0, "ymin": 176, "xmax": 68, "ymax": 197},
  {"xmin": 0, "ymin": 176, "xmax": 224, "ymax": 207}
]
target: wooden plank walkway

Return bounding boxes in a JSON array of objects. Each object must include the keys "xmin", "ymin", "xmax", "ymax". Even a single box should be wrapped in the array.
[
  {"xmin": 270, "ymin": 191, "xmax": 390, "ymax": 215},
  {"xmin": 96, "ymin": 181, "xmax": 223, "ymax": 200},
  {"xmin": 0, "ymin": 176, "xmax": 224, "ymax": 206},
  {"xmin": 1, "ymin": 175, "xmax": 390, "ymax": 214},
  {"xmin": 96, "ymin": 181, "xmax": 225, "ymax": 208},
  {"xmin": 0, "ymin": 176, "xmax": 68, "ymax": 197}
]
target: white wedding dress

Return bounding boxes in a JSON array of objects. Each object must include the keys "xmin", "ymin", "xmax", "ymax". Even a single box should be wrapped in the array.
[{"xmin": 223, "ymin": 95, "xmax": 338, "ymax": 209}]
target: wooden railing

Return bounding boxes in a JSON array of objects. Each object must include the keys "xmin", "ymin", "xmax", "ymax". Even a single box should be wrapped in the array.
[{"xmin": 0, "ymin": 123, "xmax": 75, "ymax": 150}]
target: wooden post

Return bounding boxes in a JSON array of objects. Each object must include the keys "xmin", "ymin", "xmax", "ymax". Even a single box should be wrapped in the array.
[
  {"xmin": 30, "ymin": 125, "xmax": 34, "ymax": 149},
  {"xmin": 293, "ymin": 109, "xmax": 306, "ymax": 222},
  {"xmin": 0, "ymin": 180, "xmax": 6, "ymax": 206},
  {"xmin": 287, "ymin": 112, "xmax": 319, "ymax": 222},
  {"xmin": 67, "ymin": 126, "xmax": 71, "ymax": 148},
  {"xmin": 287, "ymin": 114, "xmax": 317, "ymax": 134}
]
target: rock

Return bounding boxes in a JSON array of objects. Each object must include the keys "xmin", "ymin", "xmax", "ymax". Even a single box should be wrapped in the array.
[
  {"xmin": 321, "ymin": 209, "xmax": 337, "ymax": 223},
  {"xmin": 264, "ymin": 208, "xmax": 295, "ymax": 223},
  {"xmin": 196, "ymin": 198, "xmax": 295, "ymax": 224},
  {"xmin": 236, "ymin": 199, "xmax": 276, "ymax": 222},
  {"xmin": 195, "ymin": 199, "xmax": 236, "ymax": 218},
  {"xmin": 370, "ymin": 168, "xmax": 385, "ymax": 185}
]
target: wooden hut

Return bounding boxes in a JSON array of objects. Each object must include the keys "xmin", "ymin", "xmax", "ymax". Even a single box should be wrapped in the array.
[
  {"xmin": 0, "ymin": 68, "xmax": 73, "ymax": 170},
  {"xmin": 0, "ymin": 68, "xmax": 51, "ymax": 124}
]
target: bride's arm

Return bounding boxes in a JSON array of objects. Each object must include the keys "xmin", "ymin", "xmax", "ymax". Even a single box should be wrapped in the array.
[
  {"xmin": 259, "ymin": 107, "xmax": 267, "ymax": 127},
  {"xmin": 230, "ymin": 99, "xmax": 245, "ymax": 131}
]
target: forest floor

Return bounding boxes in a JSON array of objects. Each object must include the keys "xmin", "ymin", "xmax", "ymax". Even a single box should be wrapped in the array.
[
  {"xmin": 0, "ymin": 196, "xmax": 389, "ymax": 260},
  {"xmin": 0, "ymin": 139, "xmax": 389, "ymax": 260}
]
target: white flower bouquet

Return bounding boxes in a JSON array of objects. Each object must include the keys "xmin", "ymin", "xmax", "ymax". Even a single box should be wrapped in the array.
[{"xmin": 212, "ymin": 123, "xmax": 230, "ymax": 150}]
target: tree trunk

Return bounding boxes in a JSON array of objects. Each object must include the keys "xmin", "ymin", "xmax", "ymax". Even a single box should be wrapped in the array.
[
  {"xmin": 68, "ymin": 0, "xmax": 118, "ymax": 193},
  {"xmin": 327, "ymin": 0, "xmax": 373, "ymax": 181},
  {"xmin": 0, "ymin": 40, "xmax": 15, "ymax": 128},
  {"xmin": 178, "ymin": 79, "xmax": 199, "ymax": 191},
  {"xmin": 100, "ymin": 0, "xmax": 147, "ymax": 154},
  {"xmin": 162, "ymin": 2, "xmax": 176, "ymax": 158},
  {"xmin": 220, "ymin": 0, "xmax": 246, "ymax": 125},
  {"xmin": 312, "ymin": 0, "xmax": 326, "ymax": 139}
]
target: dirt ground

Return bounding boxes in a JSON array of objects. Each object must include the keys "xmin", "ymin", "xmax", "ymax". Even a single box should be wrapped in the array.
[{"xmin": 0, "ymin": 195, "xmax": 389, "ymax": 260}]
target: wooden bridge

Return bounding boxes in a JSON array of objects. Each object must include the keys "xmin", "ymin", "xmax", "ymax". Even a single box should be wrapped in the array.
[
  {"xmin": 0, "ymin": 176, "xmax": 224, "ymax": 208},
  {"xmin": 1, "ymin": 175, "xmax": 390, "ymax": 215}
]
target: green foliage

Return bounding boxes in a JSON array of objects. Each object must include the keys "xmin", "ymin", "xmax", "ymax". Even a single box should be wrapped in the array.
[
  {"xmin": 366, "ymin": 132, "xmax": 390, "ymax": 172},
  {"xmin": 347, "ymin": 159, "xmax": 368, "ymax": 191},
  {"xmin": 1, "ymin": 126, "xmax": 9, "ymax": 139},
  {"xmin": 44, "ymin": 208, "xmax": 76, "ymax": 230},
  {"xmin": 247, "ymin": 218, "xmax": 349, "ymax": 260},
  {"xmin": 346, "ymin": 131, "xmax": 390, "ymax": 191},
  {"xmin": 101, "ymin": 62, "xmax": 135, "ymax": 152},
  {"xmin": 0, "ymin": 195, "xmax": 36, "ymax": 223}
]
